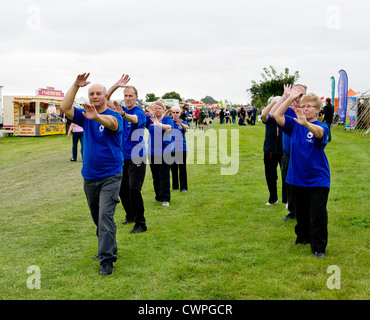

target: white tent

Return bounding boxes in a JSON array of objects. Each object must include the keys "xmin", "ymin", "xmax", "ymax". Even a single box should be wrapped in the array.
[{"xmin": 355, "ymin": 90, "xmax": 370, "ymax": 137}]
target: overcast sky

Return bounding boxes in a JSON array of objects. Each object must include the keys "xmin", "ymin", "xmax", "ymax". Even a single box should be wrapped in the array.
[{"xmin": 0, "ymin": 0, "xmax": 369, "ymax": 104}]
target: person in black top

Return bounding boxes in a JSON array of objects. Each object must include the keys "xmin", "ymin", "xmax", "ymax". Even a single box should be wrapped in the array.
[
  {"xmin": 323, "ymin": 98, "xmax": 334, "ymax": 142},
  {"xmin": 261, "ymin": 97, "xmax": 283, "ymax": 205}
]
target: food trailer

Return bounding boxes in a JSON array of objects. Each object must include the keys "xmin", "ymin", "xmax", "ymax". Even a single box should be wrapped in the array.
[{"xmin": 2, "ymin": 87, "xmax": 66, "ymax": 136}]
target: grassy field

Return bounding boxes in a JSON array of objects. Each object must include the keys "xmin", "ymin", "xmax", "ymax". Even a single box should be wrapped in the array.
[{"xmin": 0, "ymin": 121, "xmax": 369, "ymax": 300}]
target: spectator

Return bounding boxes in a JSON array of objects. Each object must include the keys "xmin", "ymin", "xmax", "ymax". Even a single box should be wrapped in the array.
[
  {"xmin": 67, "ymin": 123, "xmax": 84, "ymax": 161},
  {"xmin": 323, "ymin": 97, "xmax": 334, "ymax": 142},
  {"xmin": 219, "ymin": 108, "xmax": 225, "ymax": 124}
]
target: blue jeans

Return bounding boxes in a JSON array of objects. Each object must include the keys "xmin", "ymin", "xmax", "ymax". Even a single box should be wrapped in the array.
[{"xmin": 72, "ymin": 132, "xmax": 83, "ymax": 160}]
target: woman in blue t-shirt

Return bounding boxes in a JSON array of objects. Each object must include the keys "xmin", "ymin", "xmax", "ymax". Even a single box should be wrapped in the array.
[
  {"xmin": 170, "ymin": 106, "xmax": 189, "ymax": 193},
  {"xmin": 145, "ymin": 101, "xmax": 174, "ymax": 206},
  {"xmin": 274, "ymin": 87, "xmax": 330, "ymax": 259}
]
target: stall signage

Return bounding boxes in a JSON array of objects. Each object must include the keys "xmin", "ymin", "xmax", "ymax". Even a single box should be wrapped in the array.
[
  {"xmin": 37, "ymin": 87, "xmax": 64, "ymax": 98},
  {"xmin": 40, "ymin": 124, "xmax": 65, "ymax": 136},
  {"xmin": 19, "ymin": 125, "xmax": 36, "ymax": 136}
]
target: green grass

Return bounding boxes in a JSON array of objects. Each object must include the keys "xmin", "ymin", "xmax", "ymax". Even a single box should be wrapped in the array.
[{"xmin": 0, "ymin": 122, "xmax": 369, "ymax": 300}]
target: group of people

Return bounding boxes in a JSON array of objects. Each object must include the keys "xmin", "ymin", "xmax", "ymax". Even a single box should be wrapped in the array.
[
  {"xmin": 184, "ymin": 105, "xmax": 259, "ymax": 128},
  {"xmin": 61, "ymin": 72, "xmax": 333, "ymax": 275},
  {"xmin": 261, "ymin": 84, "xmax": 332, "ymax": 259},
  {"xmin": 61, "ymin": 73, "xmax": 188, "ymax": 275}
]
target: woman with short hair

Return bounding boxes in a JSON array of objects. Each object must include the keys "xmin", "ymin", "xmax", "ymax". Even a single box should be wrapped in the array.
[
  {"xmin": 274, "ymin": 87, "xmax": 330, "ymax": 259},
  {"xmin": 146, "ymin": 101, "xmax": 174, "ymax": 207}
]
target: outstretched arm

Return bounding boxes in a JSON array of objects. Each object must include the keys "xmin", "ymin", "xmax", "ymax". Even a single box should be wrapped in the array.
[
  {"xmin": 150, "ymin": 115, "xmax": 172, "ymax": 131},
  {"xmin": 112, "ymin": 100, "xmax": 138, "ymax": 124},
  {"xmin": 82, "ymin": 103, "xmax": 119, "ymax": 132},
  {"xmin": 107, "ymin": 74, "xmax": 131, "ymax": 100},
  {"xmin": 261, "ymin": 97, "xmax": 280, "ymax": 122},
  {"xmin": 270, "ymin": 84, "xmax": 292, "ymax": 117},
  {"xmin": 274, "ymin": 86, "xmax": 304, "ymax": 127},
  {"xmin": 294, "ymin": 108, "xmax": 324, "ymax": 139},
  {"xmin": 61, "ymin": 73, "xmax": 91, "ymax": 120}
]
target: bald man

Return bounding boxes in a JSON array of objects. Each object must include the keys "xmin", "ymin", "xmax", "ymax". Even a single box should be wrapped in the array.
[{"xmin": 61, "ymin": 73, "xmax": 124, "ymax": 275}]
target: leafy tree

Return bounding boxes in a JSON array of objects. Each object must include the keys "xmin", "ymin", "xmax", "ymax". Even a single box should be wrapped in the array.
[
  {"xmin": 201, "ymin": 96, "xmax": 218, "ymax": 104},
  {"xmin": 145, "ymin": 93, "xmax": 159, "ymax": 102},
  {"xmin": 162, "ymin": 91, "xmax": 182, "ymax": 100},
  {"xmin": 247, "ymin": 66, "xmax": 300, "ymax": 107}
]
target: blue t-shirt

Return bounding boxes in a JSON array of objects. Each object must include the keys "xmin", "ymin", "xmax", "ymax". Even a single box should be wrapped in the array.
[
  {"xmin": 281, "ymin": 115, "xmax": 330, "ymax": 188},
  {"xmin": 145, "ymin": 115, "xmax": 174, "ymax": 156},
  {"xmin": 72, "ymin": 107, "xmax": 124, "ymax": 180},
  {"xmin": 121, "ymin": 106, "xmax": 146, "ymax": 159},
  {"xmin": 172, "ymin": 120, "xmax": 187, "ymax": 152}
]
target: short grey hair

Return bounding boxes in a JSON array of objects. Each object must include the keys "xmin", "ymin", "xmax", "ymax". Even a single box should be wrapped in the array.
[{"xmin": 124, "ymin": 86, "xmax": 138, "ymax": 97}]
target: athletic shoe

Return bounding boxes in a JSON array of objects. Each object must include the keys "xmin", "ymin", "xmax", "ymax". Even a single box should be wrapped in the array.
[
  {"xmin": 99, "ymin": 261, "xmax": 114, "ymax": 275},
  {"xmin": 266, "ymin": 200, "xmax": 278, "ymax": 206}
]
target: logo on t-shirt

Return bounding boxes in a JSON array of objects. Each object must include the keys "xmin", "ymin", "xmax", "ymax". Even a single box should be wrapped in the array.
[
  {"xmin": 99, "ymin": 125, "xmax": 104, "ymax": 133},
  {"xmin": 306, "ymin": 132, "xmax": 314, "ymax": 143}
]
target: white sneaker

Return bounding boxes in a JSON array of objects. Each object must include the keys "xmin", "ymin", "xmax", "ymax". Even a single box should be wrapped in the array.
[
  {"xmin": 266, "ymin": 200, "xmax": 278, "ymax": 206},
  {"xmin": 162, "ymin": 201, "xmax": 170, "ymax": 206}
]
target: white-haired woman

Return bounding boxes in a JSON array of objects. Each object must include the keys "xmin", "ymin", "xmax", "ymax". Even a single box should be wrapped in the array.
[
  {"xmin": 145, "ymin": 101, "xmax": 174, "ymax": 206},
  {"xmin": 274, "ymin": 87, "xmax": 330, "ymax": 259},
  {"xmin": 170, "ymin": 105, "xmax": 189, "ymax": 192}
]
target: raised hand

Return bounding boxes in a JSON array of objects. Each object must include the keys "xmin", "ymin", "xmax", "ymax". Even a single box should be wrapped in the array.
[
  {"xmin": 289, "ymin": 86, "xmax": 305, "ymax": 101},
  {"xmin": 112, "ymin": 100, "xmax": 124, "ymax": 115},
  {"xmin": 115, "ymin": 74, "xmax": 131, "ymax": 88},
  {"xmin": 283, "ymin": 84, "xmax": 293, "ymax": 98},
  {"xmin": 74, "ymin": 73, "xmax": 91, "ymax": 88},
  {"xmin": 82, "ymin": 103, "xmax": 99, "ymax": 120},
  {"xmin": 150, "ymin": 115, "xmax": 159, "ymax": 126},
  {"xmin": 293, "ymin": 107, "xmax": 308, "ymax": 126}
]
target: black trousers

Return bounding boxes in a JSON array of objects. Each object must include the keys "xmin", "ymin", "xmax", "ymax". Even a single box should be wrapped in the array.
[
  {"xmin": 119, "ymin": 158, "xmax": 146, "ymax": 225},
  {"xmin": 281, "ymin": 153, "xmax": 293, "ymax": 213},
  {"xmin": 264, "ymin": 152, "xmax": 282, "ymax": 203},
  {"xmin": 171, "ymin": 151, "xmax": 188, "ymax": 191},
  {"xmin": 149, "ymin": 154, "xmax": 171, "ymax": 202},
  {"xmin": 292, "ymin": 186, "xmax": 329, "ymax": 253}
]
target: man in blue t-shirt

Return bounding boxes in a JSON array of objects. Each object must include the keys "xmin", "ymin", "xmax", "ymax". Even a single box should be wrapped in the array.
[
  {"xmin": 107, "ymin": 75, "xmax": 147, "ymax": 234},
  {"xmin": 61, "ymin": 73, "xmax": 124, "ymax": 275}
]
